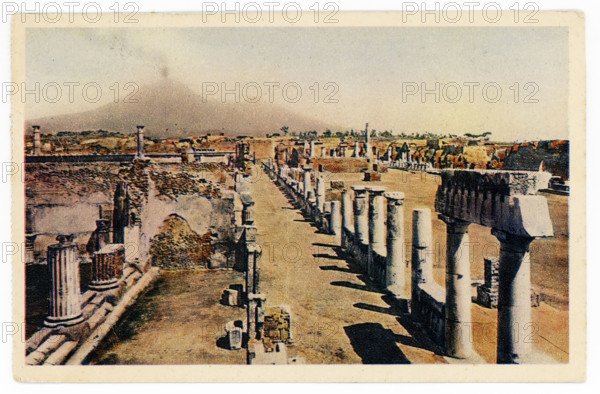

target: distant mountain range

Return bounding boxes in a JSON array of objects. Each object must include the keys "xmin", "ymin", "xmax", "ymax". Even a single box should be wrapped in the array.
[{"xmin": 26, "ymin": 79, "xmax": 342, "ymax": 138}]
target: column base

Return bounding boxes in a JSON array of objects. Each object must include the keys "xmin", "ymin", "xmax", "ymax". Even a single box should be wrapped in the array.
[
  {"xmin": 88, "ymin": 279, "xmax": 120, "ymax": 291},
  {"xmin": 44, "ymin": 313, "xmax": 85, "ymax": 328}
]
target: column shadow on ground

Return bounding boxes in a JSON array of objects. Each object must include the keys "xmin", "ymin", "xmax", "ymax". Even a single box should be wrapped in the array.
[
  {"xmin": 323, "ymin": 245, "xmax": 445, "ymax": 357},
  {"xmin": 331, "ymin": 281, "xmax": 386, "ymax": 294},
  {"xmin": 343, "ymin": 323, "xmax": 411, "ymax": 364}
]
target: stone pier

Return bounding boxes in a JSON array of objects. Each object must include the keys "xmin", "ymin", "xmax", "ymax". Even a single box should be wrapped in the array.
[
  {"xmin": 367, "ymin": 186, "xmax": 386, "ymax": 278},
  {"xmin": 384, "ymin": 192, "xmax": 406, "ymax": 299},
  {"xmin": 45, "ymin": 235, "xmax": 84, "ymax": 328}
]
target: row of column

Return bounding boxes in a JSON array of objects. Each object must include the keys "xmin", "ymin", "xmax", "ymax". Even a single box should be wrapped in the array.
[
  {"xmin": 345, "ymin": 186, "xmax": 408, "ymax": 297},
  {"xmin": 338, "ymin": 184, "xmax": 535, "ymax": 363}
]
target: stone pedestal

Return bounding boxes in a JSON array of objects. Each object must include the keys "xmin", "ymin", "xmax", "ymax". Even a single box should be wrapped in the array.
[
  {"xmin": 494, "ymin": 231, "xmax": 534, "ymax": 364},
  {"xmin": 367, "ymin": 186, "xmax": 386, "ymax": 278},
  {"xmin": 352, "ymin": 186, "xmax": 369, "ymax": 246},
  {"xmin": 226, "ymin": 321, "xmax": 243, "ymax": 350},
  {"xmin": 384, "ymin": 192, "xmax": 405, "ymax": 297},
  {"xmin": 89, "ymin": 244, "xmax": 124, "ymax": 291},
  {"xmin": 45, "ymin": 235, "xmax": 84, "ymax": 328},
  {"xmin": 442, "ymin": 217, "xmax": 473, "ymax": 359}
]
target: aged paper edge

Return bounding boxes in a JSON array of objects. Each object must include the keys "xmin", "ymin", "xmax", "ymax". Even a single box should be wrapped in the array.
[{"xmin": 11, "ymin": 10, "xmax": 586, "ymax": 382}]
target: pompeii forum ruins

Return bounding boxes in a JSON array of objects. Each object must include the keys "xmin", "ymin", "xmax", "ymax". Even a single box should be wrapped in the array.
[{"xmin": 23, "ymin": 123, "xmax": 570, "ymax": 365}]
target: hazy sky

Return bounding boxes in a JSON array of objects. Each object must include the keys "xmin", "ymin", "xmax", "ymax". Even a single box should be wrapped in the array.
[{"xmin": 25, "ymin": 26, "xmax": 568, "ymax": 141}]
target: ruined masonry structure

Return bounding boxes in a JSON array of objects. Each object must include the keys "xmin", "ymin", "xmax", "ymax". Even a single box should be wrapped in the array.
[
  {"xmin": 27, "ymin": 178, "xmax": 160, "ymax": 365},
  {"xmin": 435, "ymin": 169, "xmax": 553, "ymax": 363}
]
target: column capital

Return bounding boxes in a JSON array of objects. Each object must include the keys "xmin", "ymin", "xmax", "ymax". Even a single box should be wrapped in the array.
[
  {"xmin": 492, "ymin": 229, "xmax": 535, "ymax": 250},
  {"xmin": 439, "ymin": 214, "xmax": 470, "ymax": 233},
  {"xmin": 366, "ymin": 185, "xmax": 385, "ymax": 196},
  {"xmin": 352, "ymin": 185, "xmax": 368, "ymax": 196},
  {"xmin": 384, "ymin": 191, "xmax": 405, "ymax": 204}
]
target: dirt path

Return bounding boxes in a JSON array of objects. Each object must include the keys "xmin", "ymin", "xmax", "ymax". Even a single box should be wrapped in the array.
[
  {"xmin": 250, "ymin": 168, "xmax": 446, "ymax": 364},
  {"xmin": 88, "ymin": 270, "xmax": 246, "ymax": 365}
]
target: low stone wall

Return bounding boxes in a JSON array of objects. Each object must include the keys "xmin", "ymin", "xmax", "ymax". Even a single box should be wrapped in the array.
[{"xmin": 412, "ymin": 283, "xmax": 446, "ymax": 346}]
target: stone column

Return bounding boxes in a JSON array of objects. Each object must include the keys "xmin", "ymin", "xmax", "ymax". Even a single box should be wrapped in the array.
[
  {"xmin": 367, "ymin": 186, "xmax": 386, "ymax": 278},
  {"xmin": 341, "ymin": 189, "xmax": 353, "ymax": 248},
  {"xmin": 494, "ymin": 230, "xmax": 534, "ymax": 364},
  {"xmin": 135, "ymin": 125, "xmax": 145, "ymax": 158},
  {"xmin": 384, "ymin": 192, "xmax": 405, "ymax": 298},
  {"xmin": 45, "ymin": 235, "xmax": 84, "ymax": 327},
  {"xmin": 112, "ymin": 181, "xmax": 129, "ymax": 244},
  {"xmin": 303, "ymin": 167, "xmax": 312, "ymax": 200},
  {"xmin": 364, "ymin": 123, "xmax": 371, "ymax": 158},
  {"xmin": 352, "ymin": 186, "xmax": 369, "ymax": 246},
  {"xmin": 330, "ymin": 200, "xmax": 342, "ymax": 237},
  {"xmin": 354, "ymin": 141, "xmax": 360, "ymax": 157},
  {"xmin": 316, "ymin": 175, "xmax": 325, "ymax": 214},
  {"xmin": 241, "ymin": 194, "xmax": 255, "ymax": 225},
  {"xmin": 442, "ymin": 217, "xmax": 473, "ymax": 359},
  {"xmin": 90, "ymin": 244, "xmax": 124, "ymax": 291},
  {"xmin": 411, "ymin": 208, "xmax": 434, "ymax": 296},
  {"xmin": 89, "ymin": 219, "xmax": 111, "ymax": 253},
  {"xmin": 32, "ymin": 125, "xmax": 41, "ymax": 155},
  {"xmin": 310, "ymin": 140, "xmax": 315, "ymax": 158}
]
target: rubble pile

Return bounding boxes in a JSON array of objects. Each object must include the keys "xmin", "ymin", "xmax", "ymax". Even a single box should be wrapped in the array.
[{"xmin": 149, "ymin": 215, "xmax": 214, "ymax": 269}]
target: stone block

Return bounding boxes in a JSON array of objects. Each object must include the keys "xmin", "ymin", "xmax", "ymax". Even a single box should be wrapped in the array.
[
  {"xmin": 363, "ymin": 172, "xmax": 381, "ymax": 181},
  {"xmin": 226, "ymin": 321, "xmax": 243, "ymax": 350},
  {"xmin": 222, "ymin": 288, "xmax": 240, "ymax": 306},
  {"xmin": 330, "ymin": 180, "xmax": 345, "ymax": 189}
]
